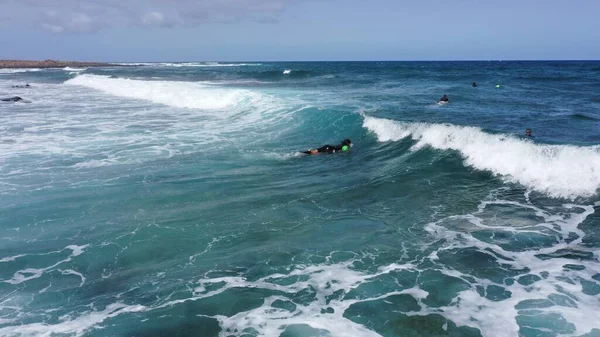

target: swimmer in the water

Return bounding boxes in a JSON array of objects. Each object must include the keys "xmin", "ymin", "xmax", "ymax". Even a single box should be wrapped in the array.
[{"xmin": 301, "ymin": 139, "xmax": 352, "ymax": 155}]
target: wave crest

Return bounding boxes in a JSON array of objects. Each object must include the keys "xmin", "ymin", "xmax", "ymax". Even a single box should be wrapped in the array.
[
  {"xmin": 363, "ymin": 116, "xmax": 600, "ymax": 199},
  {"xmin": 65, "ymin": 74, "xmax": 262, "ymax": 110}
]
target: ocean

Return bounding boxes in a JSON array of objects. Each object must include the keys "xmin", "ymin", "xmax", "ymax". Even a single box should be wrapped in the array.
[{"xmin": 1, "ymin": 61, "xmax": 599, "ymax": 337}]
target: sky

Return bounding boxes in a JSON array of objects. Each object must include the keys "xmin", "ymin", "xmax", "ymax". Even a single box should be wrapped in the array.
[{"xmin": 1, "ymin": 0, "xmax": 599, "ymax": 62}]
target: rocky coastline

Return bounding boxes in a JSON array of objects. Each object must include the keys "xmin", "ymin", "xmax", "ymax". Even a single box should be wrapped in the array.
[{"xmin": 0, "ymin": 59, "xmax": 116, "ymax": 69}]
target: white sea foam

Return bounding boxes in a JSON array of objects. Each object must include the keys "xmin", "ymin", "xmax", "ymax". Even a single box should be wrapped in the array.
[
  {"xmin": 283, "ymin": 69, "xmax": 291, "ymax": 74},
  {"xmin": 62, "ymin": 67, "xmax": 87, "ymax": 72},
  {"xmin": 1, "ymin": 198, "xmax": 598, "ymax": 337},
  {"xmin": 363, "ymin": 116, "xmax": 600, "ymax": 199},
  {"xmin": 60, "ymin": 269, "xmax": 86, "ymax": 287},
  {"xmin": 0, "ymin": 68, "xmax": 42, "ymax": 74},
  {"xmin": 0, "ymin": 303, "xmax": 146, "ymax": 337},
  {"xmin": 65, "ymin": 74, "xmax": 262, "ymax": 110},
  {"xmin": 0, "ymin": 77, "xmax": 294, "ymax": 180},
  {"xmin": 2, "ymin": 245, "xmax": 88, "ymax": 285},
  {"xmin": 181, "ymin": 259, "xmax": 417, "ymax": 337},
  {"xmin": 185, "ymin": 195, "xmax": 597, "ymax": 337},
  {"xmin": 187, "ymin": 197, "xmax": 598, "ymax": 337},
  {"xmin": 424, "ymin": 196, "xmax": 600, "ymax": 337},
  {"xmin": 0, "ymin": 254, "xmax": 26, "ymax": 263}
]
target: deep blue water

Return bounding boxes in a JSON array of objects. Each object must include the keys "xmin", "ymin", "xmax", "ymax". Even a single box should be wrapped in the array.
[{"xmin": 1, "ymin": 61, "xmax": 599, "ymax": 337}]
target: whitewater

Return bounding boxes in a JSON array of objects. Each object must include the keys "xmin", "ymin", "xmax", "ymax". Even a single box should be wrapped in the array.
[{"xmin": 1, "ymin": 61, "xmax": 599, "ymax": 337}]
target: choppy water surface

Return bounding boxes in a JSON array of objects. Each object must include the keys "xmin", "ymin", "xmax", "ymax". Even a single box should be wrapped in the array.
[{"xmin": 1, "ymin": 61, "xmax": 599, "ymax": 337}]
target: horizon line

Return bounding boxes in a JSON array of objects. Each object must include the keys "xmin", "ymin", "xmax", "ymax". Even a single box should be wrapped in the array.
[
  {"xmin": 2, "ymin": 59, "xmax": 600, "ymax": 64},
  {"xmin": 129, "ymin": 59, "xmax": 600, "ymax": 62}
]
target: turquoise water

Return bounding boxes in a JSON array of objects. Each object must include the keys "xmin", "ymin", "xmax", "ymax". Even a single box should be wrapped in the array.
[{"xmin": 1, "ymin": 62, "xmax": 599, "ymax": 337}]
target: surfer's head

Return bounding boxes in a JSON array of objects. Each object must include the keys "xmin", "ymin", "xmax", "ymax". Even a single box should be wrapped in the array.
[
  {"xmin": 525, "ymin": 128, "xmax": 532, "ymax": 136},
  {"xmin": 341, "ymin": 139, "xmax": 352, "ymax": 152}
]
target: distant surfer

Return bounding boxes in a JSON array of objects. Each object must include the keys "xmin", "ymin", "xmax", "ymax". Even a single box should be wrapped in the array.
[
  {"xmin": 472, "ymin": 82, "xmax": 477, "ymax": 87},
  {"xmin": 438, "ymin": 94, "xmax": 449, "ymax": 104},
  {"xmin": 301, "ymin": 139, "xmax": 352, "ymax": 155},
  {"xmin": 12, "ymin": 84, "xmax": 31, "ymax": 89},
  {"xmin": 525, "ymin": 128, "xmax": 534, "ymax": 138},
  {"xmin": 1, "ymin": 96, "xmax": 26, "ymax": 102}
]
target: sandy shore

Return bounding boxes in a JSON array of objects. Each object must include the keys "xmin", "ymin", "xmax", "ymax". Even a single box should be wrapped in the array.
[{"xmin": 0, "ymin": 60, "xmax": 116, "ymax": 69}]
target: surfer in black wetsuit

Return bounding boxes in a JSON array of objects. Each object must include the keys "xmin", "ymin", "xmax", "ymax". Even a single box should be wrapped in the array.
[
  {"xmin": 301, "ymin": 139, "xmax": 352, "ymax": 154},
  {"xmin": 438, "ymin": 94, "xmax": 449, "ymax": 103},
  {"xmin": 1, "ymin": 96, "xmax": 24, "ymax": 102},
  {"xmin": 525, "ymin": 128, "xmax": 534, "ymax": 138},
  {"xmin": 472, "ymin": 82, "xmax": 477, "ymax": 87}
]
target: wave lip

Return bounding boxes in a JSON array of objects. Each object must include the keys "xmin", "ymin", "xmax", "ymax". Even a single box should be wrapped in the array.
[
  {"xmin": 63, "ymin": 67, "xmax": 87, "ymax": 72},
  {"xmin": 64, "ymin": 74, "xmax": 262, "ymax": 110},
  {"xmin": 363, "ymin": 116, "xmax": 600, "ymax": 199}
]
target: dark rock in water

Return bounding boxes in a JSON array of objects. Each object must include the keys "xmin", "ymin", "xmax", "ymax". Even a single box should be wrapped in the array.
[{"xmin": 1, "ymin": 96, "xmax": 30, "ymax": 103}]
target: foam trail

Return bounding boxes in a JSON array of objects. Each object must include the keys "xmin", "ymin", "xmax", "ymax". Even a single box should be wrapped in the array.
[
  {"xmin": 65, "ymin": 75, "xmax": 262, "ymax": 110},
  {"xmin": 424, "ymin": 197, "xmax": 600, "ymax": 337},
  {"xmin": 0, "ymin": 303, "xmax": 146, "ymax": 337},
  {"xmin": 63, "ymin": 67, "xmax": 87, "ymax": 72},
  {"xmin": 2, "ymin": 245, "xmax": 89, "ymax": 285},
  {"xmin": 0, "ymin": 68, "xmax": 41, "ymax": 74},
  {"xmin": 0, "ymin": 254, "xmax": 26, "ymax": 263},
  {"xmin": 185, "ymin": 260, "xmax": 417, "ymax": 337},
  {"xmin": 363, "ymin": 116, "xmax": 600, "ymax": 199}
]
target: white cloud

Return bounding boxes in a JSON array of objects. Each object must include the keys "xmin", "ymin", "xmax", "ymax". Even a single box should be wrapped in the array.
[
  {"xmin": 142, "ymin": 12, "xmax": 164, "ymax": 25},
  {"xmin": 40, "ymin": 22, "xmax": 64, "ymax": 33},
  {"xmin": 141, "ymin": 11, "xmax": 175, "ymax": 28},
  {"xmin": 39, "ymin": 11, "xmax": 102, "ymax": 33},
  {"xmin": 172, "ymin": 0, "xmax": 287, "ymax": 24}
]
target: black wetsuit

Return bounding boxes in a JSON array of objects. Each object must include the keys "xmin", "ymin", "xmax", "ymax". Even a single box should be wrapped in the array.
[
  {"xmin": 301, "ymin": 144, "xmax": 344, "ymax": 154},
  {"xmin": 1, "ymin": 96, "xmax": 23, "ymax": 102},
  {"xmin": 439, "ymin": 96, "xmax": 449, "ymax": 102}
]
